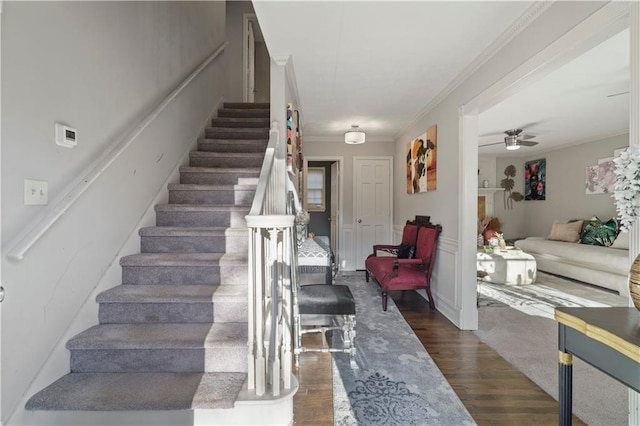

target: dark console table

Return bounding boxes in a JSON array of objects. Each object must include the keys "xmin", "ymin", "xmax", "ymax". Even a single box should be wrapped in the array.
[{"xmin": 554, "ymin": 307, "xmax": 640, "ymax": 425}]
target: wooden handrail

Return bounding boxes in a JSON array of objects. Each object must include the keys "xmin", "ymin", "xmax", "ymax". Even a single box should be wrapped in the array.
[{"xmin": 6, "ymin": 41, "xmax": 229, "ymax": 262}]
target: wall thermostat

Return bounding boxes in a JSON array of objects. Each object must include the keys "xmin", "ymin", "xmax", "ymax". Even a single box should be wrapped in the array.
[{"xmin": 55, "ymin": 123, "xmax": 77, "ymax": 148}]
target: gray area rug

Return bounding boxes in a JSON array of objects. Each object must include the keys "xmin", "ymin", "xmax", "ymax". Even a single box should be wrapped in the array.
[
  {"xmin": 477, "ymin": 271, "xmax": 628, "ymax": 317},
  {"xmin": 475, "ymin": 272, "xmax": 629, "ymax": 425},
  {"xmin": 331, "ymin": 273, "xmax": 475, "ymax": 426}
]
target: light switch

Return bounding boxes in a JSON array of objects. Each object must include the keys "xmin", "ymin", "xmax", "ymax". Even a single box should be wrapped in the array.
[{"xmin": 24, "ymin": 179, "xmax": 48, "ymax": 205}]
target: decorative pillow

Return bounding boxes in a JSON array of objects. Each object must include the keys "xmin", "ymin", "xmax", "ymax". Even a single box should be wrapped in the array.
[
  {"xmin": 397, "ymin": 242, "xmax": 415, "ymax": 259},
  {"xmin": 610, "ymin": 230, "xmax": 629, "ymax": 250},
  {"xmin": 548, "ymin": 220, "xmax": 583, "ymax": 243},
  {"xmin": 581, "ymin": 217, "xmax": 619, "ymax": 246}
]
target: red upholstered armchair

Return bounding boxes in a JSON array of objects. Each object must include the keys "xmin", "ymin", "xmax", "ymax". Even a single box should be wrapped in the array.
[
  {"xmin": 366, "ymin": 223, "xmax": 442, "ymax": 311},
  {"xmin": 364, "ymin": 222, "xmax": 418, "ymax": 283}
]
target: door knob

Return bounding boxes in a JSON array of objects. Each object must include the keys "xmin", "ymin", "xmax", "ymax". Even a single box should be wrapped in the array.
[
  {"xmin": 357, "ymin": 219, "xmax": 362, "ymax": 223},
  {"xmin": 0, "ymin": 286, "xmax": 5, "ymax": 303}
]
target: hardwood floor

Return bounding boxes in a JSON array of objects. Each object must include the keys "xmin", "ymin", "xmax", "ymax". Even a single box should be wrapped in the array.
[{"xmin": 292, "ymin": 289, "xmax": 585, "ymax": 425}]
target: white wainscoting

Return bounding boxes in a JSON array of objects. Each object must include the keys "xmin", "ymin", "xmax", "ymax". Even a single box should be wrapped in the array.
[
  {"xmin": 431, "ymin": 236, "xmax": 460, "ymax": 320},
  {"xmin": 393, "ymin": 224, "xmax": 403, "ymax": 242},
  {"xmin": 342, "ymin": 225, "xmax": 355, "ymax": 271}
]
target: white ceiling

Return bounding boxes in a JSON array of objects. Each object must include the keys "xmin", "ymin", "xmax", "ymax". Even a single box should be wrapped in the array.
[
  {"xmin": 252, "ymin": 1, "xmax": 630, "ymax": 152},
  {"xmin": 478, "ymin": 27, "xmax": 630, "ymax": 156}
]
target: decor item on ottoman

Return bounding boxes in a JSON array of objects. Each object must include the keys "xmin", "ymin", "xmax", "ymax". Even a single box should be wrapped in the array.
[
  {"xmin": 478, "ymin": 216, "xmax": 502, "ymax": 244},
  {"xmin": 366, "ymin": 223, "xmax": 442, "ymax": 311}
]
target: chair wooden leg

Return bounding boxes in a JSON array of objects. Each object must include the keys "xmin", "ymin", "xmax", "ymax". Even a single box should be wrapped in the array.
[
  {"xmin": 382, "ymin": 291, "xmax": 388, "ymax": 311},
  {"xmin": 425, "ymin": 287, "xmax": 435, "ymax": 310},
  {"xmin": 365, "ymin": 270, "xmax": 370, "ymax": 282}
]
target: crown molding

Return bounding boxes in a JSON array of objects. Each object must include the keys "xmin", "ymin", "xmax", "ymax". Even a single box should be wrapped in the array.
[
  {"xmin": 398, "ymin": 1, "xmax": 553, "ymax": 140},
  {"xmin": 271, "ymin": 55, "xmax": 290, "ymax": 67}
]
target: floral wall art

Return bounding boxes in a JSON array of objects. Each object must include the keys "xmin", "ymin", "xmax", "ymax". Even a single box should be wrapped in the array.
[
  {"xmin": 406, "ymin": 125, "xmax": 437, "ymax": 193},
  {"xmin": 524, "ymin": 158, "xmax": 546, "ymax": 200}
]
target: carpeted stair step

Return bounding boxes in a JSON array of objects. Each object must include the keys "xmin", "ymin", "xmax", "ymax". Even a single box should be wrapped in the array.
[
  {"xmin": 26, "ymin": 372, "xmax": 246, "ymax": 411},
  {"xmin": 155, "ymin": 204, "xmax": 250, "ymax": 228},
  {"xmin": 189, "ymin": 152, "xmax": 264, "ymax": 168},
  {"xmin": 179, "ymin": 166, "xmax": 260, "ymax": 185},
  {"xmin": 120, "ymin": 253, "xmax": 247, "ymax": 285},
  {"xmin": 97, "ymin": 284, "xmax": 247, "ymax": 324},
  {"xmin": 205, "ymin": 127, "xmax": 269, "ymax": 140},
  {"xmin": 212, "ymin": 117, "xmax": 270, "ymax": 128},
  {"xmin": 223, "ymin": 102, "xmax": 270, "ymax": 109},
  {"xmin": 67, "ymin": 323, "xmax": 248, "ymax": 373},
  {"xmin": 168, "ymin": 183, "xmax": 256, "ymax": 205},
  {"xmin": 218, "ymin": 108, "xmax": 269, "ymax": 118},
  {"xmin": 140, "ymin": 226, "xmax": 248, "ymax": 254},
  {"xmin": 198, "ymin": 138, "xmax": 269, "ymax": 153}
]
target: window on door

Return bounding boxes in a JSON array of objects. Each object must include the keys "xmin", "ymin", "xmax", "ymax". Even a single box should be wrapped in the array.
[{"xmin": 306, "ymin": 167, "xmax": 326, "ymax": 212}]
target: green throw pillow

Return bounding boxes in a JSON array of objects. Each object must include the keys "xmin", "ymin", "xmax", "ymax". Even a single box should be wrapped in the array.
[{"xmin": 581, "ymin": 217, "xmax": 619, "ymax": 246}]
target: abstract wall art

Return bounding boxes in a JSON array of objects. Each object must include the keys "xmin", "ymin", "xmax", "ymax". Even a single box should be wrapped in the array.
[{"xmin": 406, "ymin": 125, "xmax": 437, "ymax": 194}]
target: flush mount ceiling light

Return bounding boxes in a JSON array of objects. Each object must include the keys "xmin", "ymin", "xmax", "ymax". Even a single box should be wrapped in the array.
[
  {"xmin": 345, "ymin": 125, "xmax": 366, "ymax": 144},
  {"xmin": 504, "ymin": 135, "xmax": 521, "ymax": 150}
]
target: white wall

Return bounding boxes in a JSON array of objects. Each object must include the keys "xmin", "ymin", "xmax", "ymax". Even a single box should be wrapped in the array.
[
  {"xmin": 1, "ymin": 2, "xmax": 227, "ymax": 421},
  {"xmin": 393, "ymin": 1, "xmax": 606, "ymax": 328}
]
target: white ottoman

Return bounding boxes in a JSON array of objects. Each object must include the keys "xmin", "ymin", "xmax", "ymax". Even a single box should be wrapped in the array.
[{"xmin": 477, "ymin": 248, "xmax": 537, "ymax": 285}]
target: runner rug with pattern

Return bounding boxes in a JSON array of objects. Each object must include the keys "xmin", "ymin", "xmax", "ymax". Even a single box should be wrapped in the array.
[{"xmin": 330, "ymin": 273, "xmax": 475, "ymax": 426}]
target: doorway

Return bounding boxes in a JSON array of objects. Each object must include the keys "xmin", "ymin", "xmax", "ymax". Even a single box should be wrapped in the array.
[
  {"xmin": 243, "ymin": 13, "xmax": 270, "ymax": 103},
  {"xmin": 304, "ymin": 157, "xmax": 343, "ymax": 273},
  {"xmin": 354, "ymin": 156, "xmax": 393, "ymax": 270}
]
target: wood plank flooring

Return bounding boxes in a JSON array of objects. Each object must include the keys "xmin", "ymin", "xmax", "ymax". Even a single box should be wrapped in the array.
[{"xmin": 293, "ymin": 288, "xmax": 585, "ymax": 425}]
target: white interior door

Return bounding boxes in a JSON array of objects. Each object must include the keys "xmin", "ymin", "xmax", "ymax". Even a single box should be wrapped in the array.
[
  {"xmin": 246, "ymin": 21, "xmax": 255, "ymax": 103},
  {"xmin": 330, "ymin": 162, "xmax": 339, "ymax": 268},
  {"xmin": 354, "ymin": 157, "xmax": 392, "ymax": 269}
]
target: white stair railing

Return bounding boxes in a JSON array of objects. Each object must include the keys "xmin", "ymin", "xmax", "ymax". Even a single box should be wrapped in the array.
[{"xmin": 245, "ymin": 121, "xmax": 295, "ymax": 397}]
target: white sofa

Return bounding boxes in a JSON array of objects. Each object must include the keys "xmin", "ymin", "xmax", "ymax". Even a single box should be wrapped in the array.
[{"xmin": 514, "ymin": 237, "xmax": 629, "ymax": 295}]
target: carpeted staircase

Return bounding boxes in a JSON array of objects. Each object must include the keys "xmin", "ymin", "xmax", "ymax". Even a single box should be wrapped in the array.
[{"xmin": 25, "ymin": 103, "xmax": 270, "ymax": 421}]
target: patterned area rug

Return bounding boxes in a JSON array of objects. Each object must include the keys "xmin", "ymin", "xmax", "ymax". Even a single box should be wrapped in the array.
[
  {"xmin": 477, "ymin": 271, "xmax": 628, "ymax": 318},
  {"xmin": 330, "ymin": 273, "xmax": 475, "ymax": 426}
]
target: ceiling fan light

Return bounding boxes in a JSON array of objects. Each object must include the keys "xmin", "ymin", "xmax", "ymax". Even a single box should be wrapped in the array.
[
  {"xmin": 504, "ymin": 135, "xmax": 520, "ymax": 150},
  {"xmin": 345, "ymin": 125, "xmax": 366, "ymax": 144}
]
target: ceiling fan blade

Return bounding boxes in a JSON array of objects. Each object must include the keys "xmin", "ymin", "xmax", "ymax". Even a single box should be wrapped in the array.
[
  {"xmin": 519, "ymin": 133, "xmax": 536, "ymax": 140},
  {"xmin": 607, "ymin": 91, "xmax": 629, "ymax": 98},
  {"xmin": 519, "ymin": 140, "xmax": 539, "ymax": 147},
  {"xmin": 479, "ymin": 141, "xmax": 504, "ymax": 148}
]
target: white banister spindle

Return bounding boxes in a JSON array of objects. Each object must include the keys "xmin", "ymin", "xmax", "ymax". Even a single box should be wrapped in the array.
[{"xmin": 245, "ymin": 120, "xmax": 296, "ymax": 398}]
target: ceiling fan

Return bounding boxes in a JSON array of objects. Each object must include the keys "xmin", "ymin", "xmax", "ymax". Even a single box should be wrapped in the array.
[{"xmin": 480, "ymin": 128, "xmax": 538, "ymax": 151}]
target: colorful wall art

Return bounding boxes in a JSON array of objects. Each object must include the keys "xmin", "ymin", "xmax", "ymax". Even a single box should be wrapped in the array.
[
  {"xmin": 524, "ymin": 158, "xmax": 546, "ymax": 200},
  {"xmin": 406, "ymin": 125, "xmax": 437, "ymax": 193}
]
